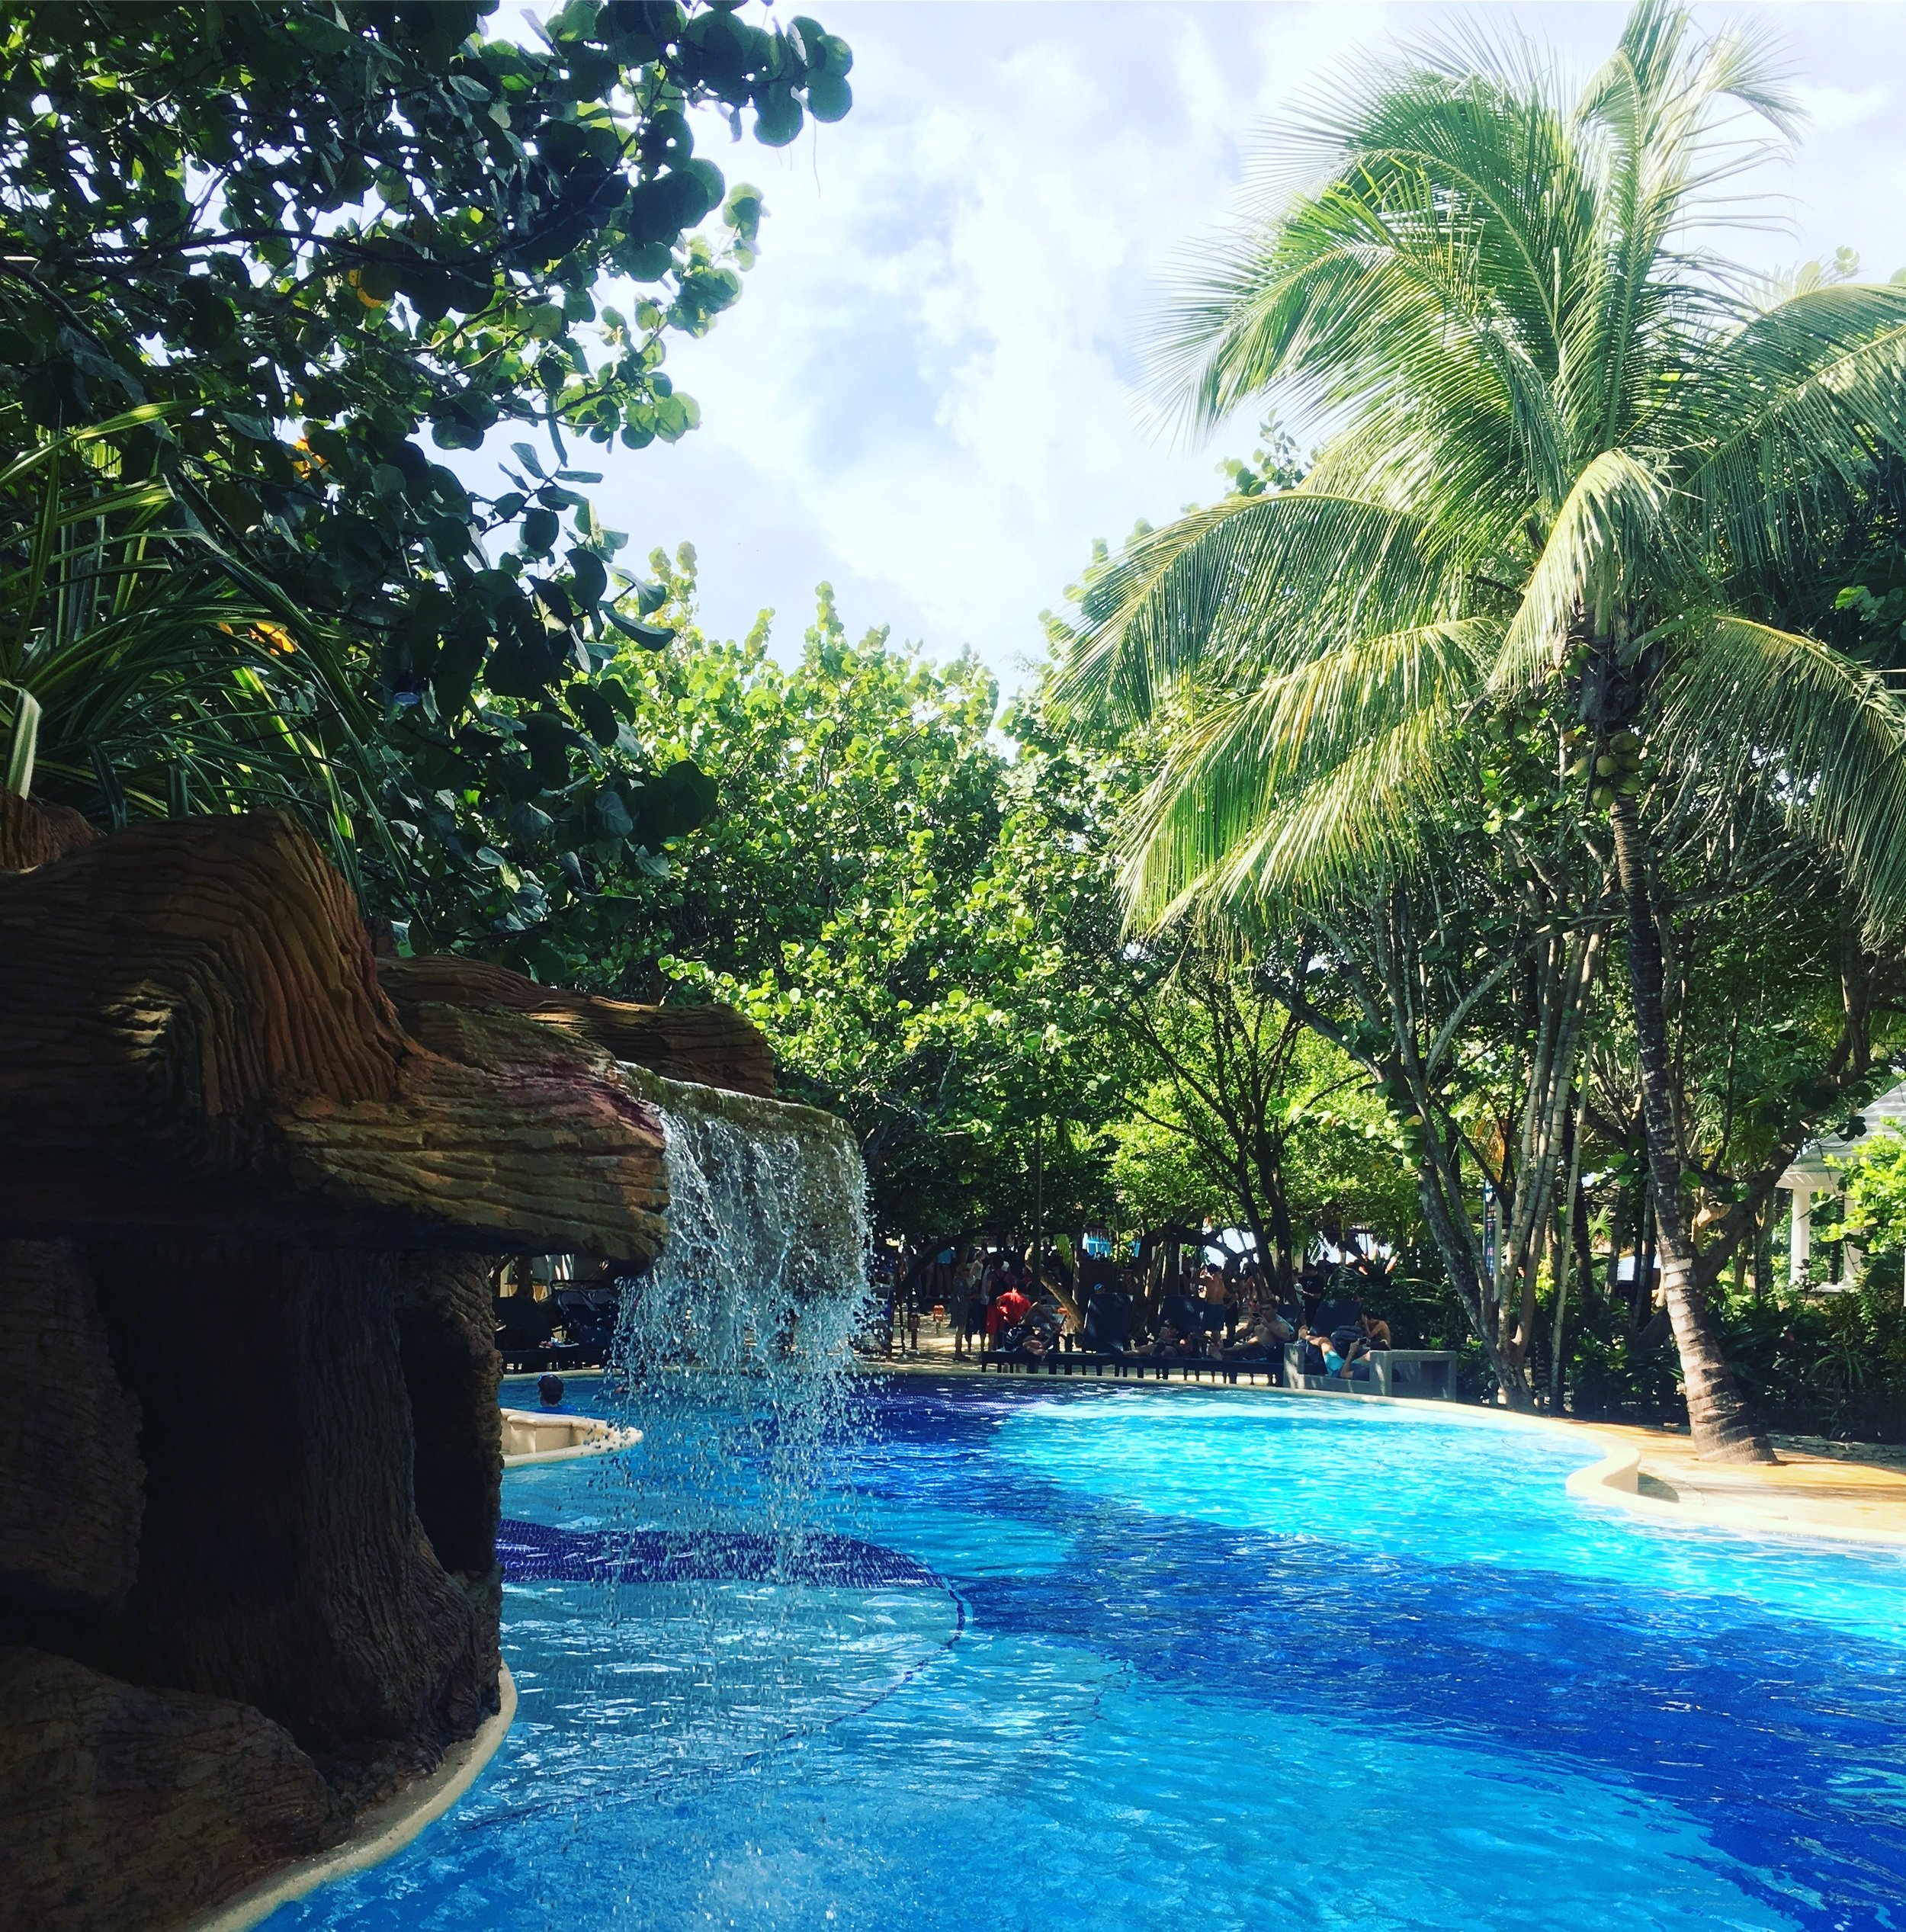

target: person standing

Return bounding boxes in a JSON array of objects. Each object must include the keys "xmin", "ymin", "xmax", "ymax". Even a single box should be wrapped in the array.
[{"xmin": 951, "ymin": 1248, "xmax": 984, "ymax": 1360}]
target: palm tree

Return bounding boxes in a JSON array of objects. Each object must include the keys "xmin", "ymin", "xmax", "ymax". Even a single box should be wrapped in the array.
[{"xmin": 1059, "ymin": 2, "xmax": 1906, "ymax": 1462}]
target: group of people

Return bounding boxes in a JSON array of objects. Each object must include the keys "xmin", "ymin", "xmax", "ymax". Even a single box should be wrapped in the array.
[
  {"xmin": 888, "ymin": 1242, "xmax": 1395, "ymax": 1383},
  {"xmin": 933, "ymin": 1249, "xmax": 1051, "ymax": 1359},
  {"xmin": 1118, "ymin": 1260, "xmax": 1391, "ymax": 1376}
]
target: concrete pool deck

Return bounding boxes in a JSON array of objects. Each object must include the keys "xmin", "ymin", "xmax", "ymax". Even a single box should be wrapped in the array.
[{"xmin": 873, "ymin": 1333, "xmax": 1906, "ymax": 1549}]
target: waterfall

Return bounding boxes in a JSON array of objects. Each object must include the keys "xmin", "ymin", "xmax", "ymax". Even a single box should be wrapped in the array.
[
  {"xmin": 502, "ymin": 1074, "xmax": 952, "ymax": 1823},
  {"xmin": 614, "ymin": 1067, "xmax": 871, "ymax": 1375},
  {"xmin": 597, "ymin": 1067, "xmax": 873, "ymax": 1552}
]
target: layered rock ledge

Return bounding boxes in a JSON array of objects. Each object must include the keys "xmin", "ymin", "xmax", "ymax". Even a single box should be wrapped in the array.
[{"xmin": 0, "ymin": 797, "xmax": 769, "ymax": 1932}]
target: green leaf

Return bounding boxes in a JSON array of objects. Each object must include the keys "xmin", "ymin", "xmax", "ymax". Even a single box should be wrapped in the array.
[
  {"xmin": 594, "ymin": 785, "xmax": 634, "ymax": 837},
  {"xmin": 570, "ymin": 682, "xmax": 621, "ymax": 746},
  {"xmin": 607, "ymin": 608, "xmax": 674, "ymax": 649},
  {"xmin": 805, "ymin": 72, "xmax": 851, "ymax": 123},
  {"xmin": 566, "ymin": 546, "xmax": 608, "ymax": 605},
  {"xmin": 753, "ymin": 85, "xmax": 803, "ymax": 148}
]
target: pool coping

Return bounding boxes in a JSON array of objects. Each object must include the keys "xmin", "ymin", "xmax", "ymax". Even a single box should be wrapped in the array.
[
  {"xmin": 179, "ymin": 1660, "xmax": 518, "ymax": 1932},
  {"xmin": 871, "ymin": 1359, "xmax": 1906, "ymax": 1551},
  {"xmin": 500, "ymin": 1406, "xmax": 640, "ymax": 1467},
  {"xmin": 1558, "ymin": 1436, "xmax": 1906, "ymax": 1548}
]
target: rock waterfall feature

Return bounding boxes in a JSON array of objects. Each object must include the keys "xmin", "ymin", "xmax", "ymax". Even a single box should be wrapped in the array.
[{"xmin": 0, "ymin": 796, "xmax": 850, "ymax": 1932}]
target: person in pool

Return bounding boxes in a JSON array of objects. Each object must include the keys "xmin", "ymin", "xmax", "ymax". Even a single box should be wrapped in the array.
[{"xmin": 537, "ymin": 1373, "xmax": 572, "ymax": 1410}]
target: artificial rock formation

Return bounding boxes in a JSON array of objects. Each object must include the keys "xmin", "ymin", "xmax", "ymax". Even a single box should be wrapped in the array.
[
  {"xmin": 0, "ymin": 795, "xmax": 775, "ymax": 1930},
  {"xmin": 0, "ymin": 811, "xmax": 671, "ymax": 1256},
  {"xmin": 0, "ymin": 1240, "xmax": 143, "ymax": 1613},
  {"xmin": 0, "ymin": 786, "xmax": 96, "ymax": 871},
  {"xmin": 379, "ymin": 952, "xmax": 777, "ymax": 1096},
  {"xmin": 0, "ymin": 1647, "xmax": 342, "ymax": 1932},
  {"xmin": 88, "ymin": 1242, "xmax": 499, "ymax": 1797}
]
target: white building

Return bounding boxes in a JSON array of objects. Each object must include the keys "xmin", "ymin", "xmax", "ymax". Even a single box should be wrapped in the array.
[{"xmin": 1776, "ymin": 1079, "xmax": 1906, "ymax": 1292}]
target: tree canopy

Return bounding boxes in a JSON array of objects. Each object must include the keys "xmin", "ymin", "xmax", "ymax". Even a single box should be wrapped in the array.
[
  {"xmin": 1053, "ymin": 0, "xmax": 1906, "ymax": 1456},
  {"xmin": 1, "ymin": 0, "xmax": 851, "ymax": 945}
]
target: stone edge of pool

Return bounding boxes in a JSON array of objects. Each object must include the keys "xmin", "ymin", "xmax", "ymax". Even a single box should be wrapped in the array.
[
  {"xmin": 1561, "ymin": 1434, "xmax": 1906, "ymax": 1548},
  {"xmin": 500, "ymin": 1406, "xmax": 640, "ymax": 1466},
  {"xmin": 177, "ymin": 1661, "xmax": 518, "ymax": 1932},
  {"xmin": 872, "ymin": 1359, "xmax": 1906, "ymax": 1550}
]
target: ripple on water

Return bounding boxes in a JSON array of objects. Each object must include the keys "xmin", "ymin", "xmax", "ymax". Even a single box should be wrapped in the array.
[{"xmin": 263, "ymin": 1382, "xmax": 1906, "ymax": 1932}]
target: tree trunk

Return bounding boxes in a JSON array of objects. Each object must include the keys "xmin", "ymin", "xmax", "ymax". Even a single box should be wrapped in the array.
[
  {"xmin": 1609, "ymin": 798, "xmax": 1773, "ymax": 1463},
  {"xmin": 1269, "ymin": 1183, "xmax": 1296, "ymax": 1299},
  {"xmin": 1549, "ymin": 1080, "xmax": 1589, "ymax": 1413},
  {"xmin": 1362, "ymin": 897, "xmax": 1535, "ymax": 1407},
  {"xmin": 1632, "ymin": 1178, "xmax": 1656, "ymax": 1333},
  {"xmin": 1601, "ymin": 1173, "xmax": 1628, "ymax": 1310},
  {"xmin": 1412, "ymin": 1144, "xmax": 1532, "ymax": 1407}
]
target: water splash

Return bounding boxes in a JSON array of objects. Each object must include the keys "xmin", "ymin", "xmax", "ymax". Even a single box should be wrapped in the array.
[
  {"xmin": 518, "ymin": 1070, "xmax": 886, "ymax": 1785},
  {"xmin": 572, "ymin": 1064, "xmax": 874, "ymax": 1588},
  {"xmin": 614, "ymin": 1067, "xmax": 871, "ymax": 1385}
]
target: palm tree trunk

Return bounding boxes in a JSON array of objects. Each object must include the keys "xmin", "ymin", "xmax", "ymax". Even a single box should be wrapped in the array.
[{"xmin": 1608, "ymin": 796, "xmax": 1774, "ymax": 1463}]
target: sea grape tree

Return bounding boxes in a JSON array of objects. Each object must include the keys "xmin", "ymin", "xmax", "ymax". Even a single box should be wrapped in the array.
[{"xmin": 0, "ymin": 0, "xmax": 851, "ymax": 951}]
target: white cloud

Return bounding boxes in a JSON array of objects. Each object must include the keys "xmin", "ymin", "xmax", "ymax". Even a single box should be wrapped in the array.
[
  {"xmin": 574, "ymin": 2, "xmax": 1906, "ymax": 689},
  {"xmin": 605, "ymin": 3, "xmax": 1379, "ymax": 677},
  {"xmin": 1793, "ymin": 82, "xmax": 1889, "ymax": 135}
]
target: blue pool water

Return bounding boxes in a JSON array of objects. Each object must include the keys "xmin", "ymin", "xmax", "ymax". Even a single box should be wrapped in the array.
[{"xmin": 268, "ymin": 1377, "xmax": 1906, "ymax": 1932}]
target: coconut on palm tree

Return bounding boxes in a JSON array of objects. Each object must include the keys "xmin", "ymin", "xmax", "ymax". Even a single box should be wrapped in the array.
[{"xmin": 1059, "ymin": 2, "xmax": 1906, "ymax": 1462}]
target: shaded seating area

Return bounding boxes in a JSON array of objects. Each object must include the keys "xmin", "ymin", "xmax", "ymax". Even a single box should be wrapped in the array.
[
  {"xmin": 980, "ymin": 1350, "xmax": 1282, "ymax": 1385},
  {"xmin": 1282, "ymin": 1345, "xmax": 1458, "ymax": 1400},
  {"xmin": 493, "ymin": 1266, "xmax": 621, "ymax": 1373}
]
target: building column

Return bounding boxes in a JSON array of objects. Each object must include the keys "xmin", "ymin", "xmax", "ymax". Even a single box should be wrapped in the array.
[
  {"xmin": 1789, "ymin": 1184, "xmax": 1812, "ymax": 1289},
  {"xmin": 1840, "ymin": 1178, "xmax": 1862, "ymax": 1289}
]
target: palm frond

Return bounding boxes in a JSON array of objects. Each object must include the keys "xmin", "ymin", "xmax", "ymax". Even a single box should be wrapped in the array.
[
  {"xmin": 1490, "ymin": 447, "xmax": 1682, "ymax": 687},
  {"xmin": 1660, "ymin": 617, "xmax": 1906, "ymax": 938},
  {"xmin": 1054, "ymin": 489, "xmax": 1444, "ymax": 721},
  {"xmin": 1122, "ymin": 701, "xmax": 1459, "ymax": 929},
  {"xmin": 1112, "ymin": 620, "xmax": 1490, "ymax": 927},
  {"xmin": 1677, "ymin": 287, "xmax": 1906, "ymax": 571},
  {"xmin": 1154, "ymin": 112, "xmax": 1581, "ymax": 517},
  {"xmin": 1573, "ymin": 2, "xmax": 1796, "ymax": 451}
]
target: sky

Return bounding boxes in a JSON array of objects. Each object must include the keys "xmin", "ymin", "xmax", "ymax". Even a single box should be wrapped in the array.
[{"xmin": 529, "ymin": 2, "xmax": 1906, "ymax": 692}]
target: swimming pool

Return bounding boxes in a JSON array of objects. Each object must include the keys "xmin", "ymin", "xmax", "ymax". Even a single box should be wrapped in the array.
[{"xmin": 266, "ymin": 1376, "xmax": 1906, "ymax": 1932}]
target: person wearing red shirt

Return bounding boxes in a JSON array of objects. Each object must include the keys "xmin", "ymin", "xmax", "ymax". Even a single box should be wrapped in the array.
[{"xmin": 985, "ymin": 1282, "xmax": 1032, "ymax": 1352}]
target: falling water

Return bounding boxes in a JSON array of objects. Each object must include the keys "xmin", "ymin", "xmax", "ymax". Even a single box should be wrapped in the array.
[
  {"xmin": 614, "ymin": 1067, "xmax": 872, "ymax": 1389},
  {"xmin": 598, "ymin": 1067, "xmax": 873, "ymax": 1550},
  {"xmin": 512, "ymin": 1066, "xmax": 912, "ymax": 1790}
]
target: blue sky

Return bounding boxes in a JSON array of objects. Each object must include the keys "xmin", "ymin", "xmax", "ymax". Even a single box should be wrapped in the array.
[{"xmin": 553, "ymin": 2, "xmax": 1906, "ymax": 690}]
